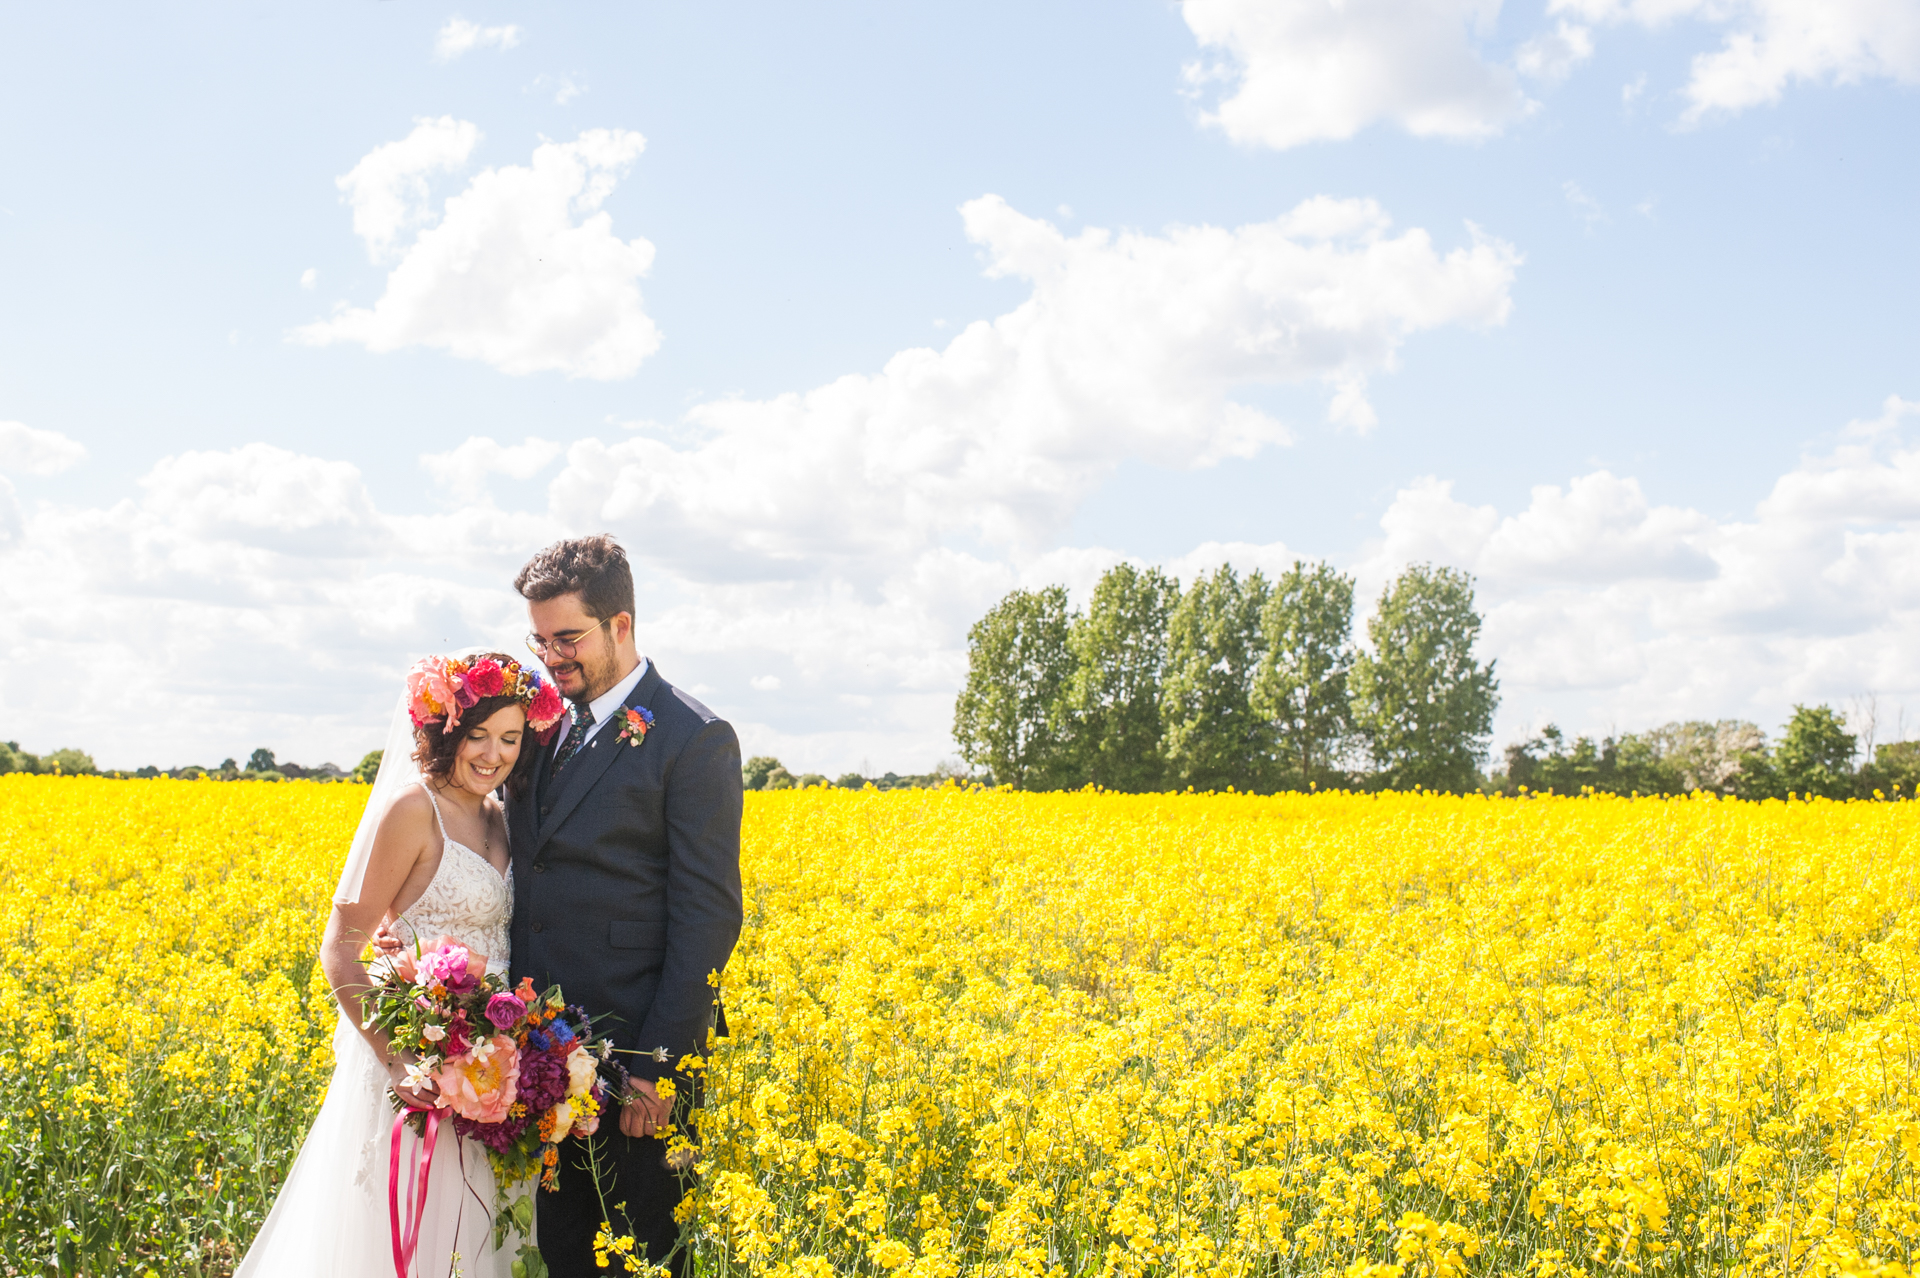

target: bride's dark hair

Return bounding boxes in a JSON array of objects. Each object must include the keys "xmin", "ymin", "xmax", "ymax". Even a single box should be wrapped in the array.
[{"xmin": 411, "ymin": 652, "xmax": 541, "ymax": 800}]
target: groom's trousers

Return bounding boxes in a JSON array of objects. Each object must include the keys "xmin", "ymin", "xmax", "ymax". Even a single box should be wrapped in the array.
[{"xmin": 541, "ymin": 1118, "xmax": 695, "ymax": 1278}]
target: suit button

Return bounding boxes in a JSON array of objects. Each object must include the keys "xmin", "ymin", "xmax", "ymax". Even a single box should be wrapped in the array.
[
  {"xmin": 533, "ymin": 862, "xmax": 546, "ymax": 874},
  {"xmin": 532, "ymin": 922, "xmax": 544, "ymax": 934},
  {"xmin": 540, "ymin": 804, "xmax": 552, "ymax": 815}
]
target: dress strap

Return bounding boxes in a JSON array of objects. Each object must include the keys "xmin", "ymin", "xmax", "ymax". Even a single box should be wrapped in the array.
[{"xmin": 416, "ymin": 780, "xmax": 451, "ymax": 843}]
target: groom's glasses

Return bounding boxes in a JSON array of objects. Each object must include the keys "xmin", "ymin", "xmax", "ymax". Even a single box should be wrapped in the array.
[{"xmin": 526, "ymin": 616, "xmax": 610, "ymax": 661}]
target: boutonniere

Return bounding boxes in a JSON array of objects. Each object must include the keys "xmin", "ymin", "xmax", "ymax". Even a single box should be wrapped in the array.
[{"xmin": 616, "ymin": 705, "xmax": 654, "ymax": 747}]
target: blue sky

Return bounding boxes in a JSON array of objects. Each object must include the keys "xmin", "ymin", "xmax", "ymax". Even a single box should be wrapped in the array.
[{"xmin": 2, "ymin": 0, "xmax": 1916, "ymax": 773}]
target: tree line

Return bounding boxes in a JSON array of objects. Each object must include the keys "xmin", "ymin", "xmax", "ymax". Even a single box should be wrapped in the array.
[
  {"xmin": 952, "ymin": 561, "xmax": 1500, "ymax": 793},
  {"xmin": 0, "ymin": 741, "xmax": 366, "ymax": 782},
  {"xmin": 1502, "ymin": 710, "xmax": 1920, "ymax": 800},
  {"xmin": 953, "ymin": 562, "xmax": 1920, "ymax": 798}
]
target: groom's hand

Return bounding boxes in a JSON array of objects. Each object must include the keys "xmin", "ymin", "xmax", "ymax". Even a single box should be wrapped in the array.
[{"xmin": 619, "ymin": 1079, "xmax": 672, "ymax": 1138}]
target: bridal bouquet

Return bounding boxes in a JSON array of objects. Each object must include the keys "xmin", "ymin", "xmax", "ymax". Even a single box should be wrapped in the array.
[
  {"xmin": 362, "ymin": 936, "xmax": 629, "ymax": 1275},
  {"xmin": 361, "ymin": 935, "xmax": 620, "ymax": 1191}
]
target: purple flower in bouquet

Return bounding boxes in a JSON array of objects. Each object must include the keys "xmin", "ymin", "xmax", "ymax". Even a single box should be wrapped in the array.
[
  {"xmin": 453, "ymin": 1109, "xmax": 531, "ymax": 1153},
  {"xmin": 485, "ymin": 992, "xmax": 524, "ymax": 1031},
  {"xmin": 515, "ymin": 1044, "xmax": 571, "ymax": 1115}
]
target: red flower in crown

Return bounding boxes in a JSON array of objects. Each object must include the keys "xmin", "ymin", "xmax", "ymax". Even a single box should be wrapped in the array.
[
  {"xmin": 466, "ymin": 658, "xmax": 506, "ymax": 698},
  {"xmin": 527, "ymin": 682, "xmax": 567, "ymax": 743},
  {"xmin": 616, "ymin": 706, "xmax": 654, "ymax": 747}
]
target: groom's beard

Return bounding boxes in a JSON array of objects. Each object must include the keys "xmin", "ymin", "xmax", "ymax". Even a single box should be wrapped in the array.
[{"xmin": 554, "ymin": 644, "xmax": 622, "ymax": 705}]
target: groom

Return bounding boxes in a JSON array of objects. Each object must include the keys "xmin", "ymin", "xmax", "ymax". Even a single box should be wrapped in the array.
[{"xmin": 510, "ymin": 534, "xmax": 744, "ymax": 1277}]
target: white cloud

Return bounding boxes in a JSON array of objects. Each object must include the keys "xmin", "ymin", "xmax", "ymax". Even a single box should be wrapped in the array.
[
  {"xmin": 1355, "ymin": 396, "xmax": 1920, "ymax": 739},
  {"xmin": 332, "ymin": 117, "xmax": 482, "ymax": 263},
  {"xmin": 1553, "ymin": 0, "xmax": 1920, "ymax": 119},
  {"xmin": 542, "ymin": 196, "xmax": 1516, "ymax": 581},
  {"xmin": 4, "ymin": 193, "xmax": 1515, "ymax": 773},
  {"xmin": 10, "ymin": 396, "xmax": 1919, "ymax": 774},
  {"xmin": 300, "ymin": 267, "xmax": 317, "ymax": 289},
  {"xmin": 296, "ymin": 127, "xmax": 659, "ymax": 380},
  {"xmin": 434, "ymin": 17, "xmax": 522, "ymax": 62},
  {"xmin": 420, "ymin": 435, "xmax": 562, "ymax": 505},
  {"xmin": 1517, "ymin": 21, "xmax": 1596, "ymax": 81},
  {"xmin": 1563, "ymin": 180, "xmax": 1607, "ymax": 227},
  {"xmin": 1181, "ymin": 0, "xmax": 1532, "ymax": 148},
  {"xmin": 0, "ymin": 421, "xmax": 88, "ymax": 476}
]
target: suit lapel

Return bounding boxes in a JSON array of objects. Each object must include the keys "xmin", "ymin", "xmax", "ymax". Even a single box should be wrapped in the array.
[{"xmin": 535, "ymin": 663, "xmax": 664, "ymax": 853}]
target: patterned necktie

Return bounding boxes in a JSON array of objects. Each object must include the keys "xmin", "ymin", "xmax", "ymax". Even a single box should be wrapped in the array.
[{"xmin": 550, "ymin": 704, "xmax": 596, "ymax": 776}]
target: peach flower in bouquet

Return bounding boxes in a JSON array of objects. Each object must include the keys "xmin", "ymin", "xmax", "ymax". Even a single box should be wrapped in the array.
[{"xmin": 436, "ymin": 1035, "xmax": 520, "ymax": 1123}]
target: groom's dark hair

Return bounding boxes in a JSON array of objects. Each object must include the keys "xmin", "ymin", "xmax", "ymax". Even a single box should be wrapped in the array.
[{"xmin": 515, "ymin": 534, "xmax": 636, "ymax": 622}]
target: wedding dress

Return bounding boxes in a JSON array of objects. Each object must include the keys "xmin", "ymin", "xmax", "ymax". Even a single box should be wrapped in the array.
[{"xmin": 235, "ymin": 779, "xmax": 519, "ymax": 1278}]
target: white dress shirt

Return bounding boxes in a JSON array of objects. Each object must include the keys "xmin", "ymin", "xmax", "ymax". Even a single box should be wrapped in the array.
[{"xmin": 554, "ymin": 655, "xmax": 651, "ymax": 760}]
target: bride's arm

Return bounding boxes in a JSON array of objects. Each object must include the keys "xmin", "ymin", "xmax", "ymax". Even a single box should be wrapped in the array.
[{"xmin": 321, "ymin": 788, "xmax": 438, "ymax": 1103}]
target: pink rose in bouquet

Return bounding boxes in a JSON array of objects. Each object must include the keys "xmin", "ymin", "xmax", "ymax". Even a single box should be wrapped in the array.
[
  {"xmin": 437, "ymin": 1035, "xmax": 520, "ymax": 1123},
  {"xmin": 485, "ymin": 992, "xmax": 526, "ymax": 1031}
]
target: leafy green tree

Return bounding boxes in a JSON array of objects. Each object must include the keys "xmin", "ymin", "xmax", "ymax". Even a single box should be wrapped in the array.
[
  {"xmin": 40, "ymin": 748, "xmax": 97, "ymax": 776},
  {"xmin": 1774, "ymin": 704, "xmax": 1855, "ymax": 799},
  {"xmin": 0, "ymin": 741, "xmax": 37, "ymax": 774},
  {"xmin": 247, "ymin": 748, "xmax": 277, "ymax": 774},
  {"xmin": 352, "ymin": 750, "xmax": 384, "ymax": 784},
  {"xmin": 1253, "ymin": 561, "xmax": 1356, "ymax": 790},
  {"xmin": 1501, "ymin": 725, "xmax": 1683, "ymax": 796},
  {"xmin": 1350, "ymin": 564, "xmax": 1498, "ymax": 792},
  {"xmin": 953, "ymin": 586, "xmax": 1076, "ymax": 790},
  {"xmin": 742, "ymin": 756, "xmax": 784, "ymax": 790},
  {"xmin": 1161, "ymin": 566, "xmax": 1274, "ymax": 792},
  {"xmin": 1062, "ymin": 564, "xmax": 1177, "ymax": 792},
  {"xmin": 1866, "ymin": 741, "xmax": 1920, "ymax": 797},
  {"xmin": 1629, "ymin": 720, "xmax": 1768, "ymax": 794},
  {"xmin": 834, "ymin": 772, "xmax": 868, "ymax": 789}
]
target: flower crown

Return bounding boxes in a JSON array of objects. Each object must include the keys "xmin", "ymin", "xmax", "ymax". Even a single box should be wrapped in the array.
[{"xmin": 407, "ymin": 653, "xmax": 568, "ymax": 743}]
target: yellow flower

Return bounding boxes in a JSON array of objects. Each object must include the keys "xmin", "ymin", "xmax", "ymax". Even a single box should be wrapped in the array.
[{"xmin": 14, "ymin": 777, "xmax": 1920, "ymax": 1277}]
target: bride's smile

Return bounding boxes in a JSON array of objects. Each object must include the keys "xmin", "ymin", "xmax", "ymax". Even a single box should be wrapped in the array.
[{"xmin": 446, "ymin": 708, "xmax": 525, "ymax": 796}]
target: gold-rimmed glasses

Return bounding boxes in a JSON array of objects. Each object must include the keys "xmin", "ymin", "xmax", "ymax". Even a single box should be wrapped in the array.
[{"xmin": 525, "ymin": 616, "xmax": 610, "ymax": 661}]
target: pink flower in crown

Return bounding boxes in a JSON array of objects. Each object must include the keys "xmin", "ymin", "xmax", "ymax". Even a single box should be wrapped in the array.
[
  {"xmin": 406, "ymin": 658, "xmax": 460, "ymax": 728},
  {"xmin": 442, "ymin": 658, "xmax": 476, "ymax": 711},
  {"xmin": 467, "ymin": 658, "xmax": 507, "ymax": 698}
]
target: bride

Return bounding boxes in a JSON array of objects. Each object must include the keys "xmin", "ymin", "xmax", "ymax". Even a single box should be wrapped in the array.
[{"xmin": 237, "ymin": 652, "xmax": 559, "ymax": 1277}]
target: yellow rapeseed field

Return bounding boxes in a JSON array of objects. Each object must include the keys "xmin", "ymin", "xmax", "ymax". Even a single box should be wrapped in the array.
[{"xmin": 3, "ymin": 775, "xmax": 1919, "ymax": 1278}]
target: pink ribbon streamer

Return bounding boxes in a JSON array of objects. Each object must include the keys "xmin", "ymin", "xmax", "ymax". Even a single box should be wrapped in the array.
[{"xmin": 388, "ymin": 1106, "xmax": 441, "ymax": 1278}]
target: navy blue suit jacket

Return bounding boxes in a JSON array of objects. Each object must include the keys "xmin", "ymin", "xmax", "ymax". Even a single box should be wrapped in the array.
[{"xmin": 507, "ymin": 662, "xmax": 743, "ymax": 1080}]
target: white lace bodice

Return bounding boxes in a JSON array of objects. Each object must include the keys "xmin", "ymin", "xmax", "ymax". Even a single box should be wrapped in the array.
[{"xmin": 393, "ymin": 784, "xmax": 513, "ymax": 975}]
